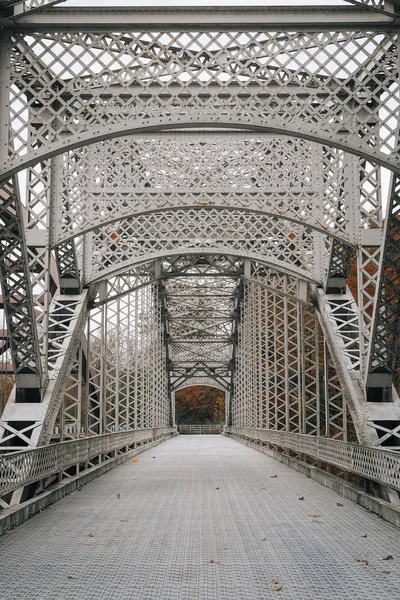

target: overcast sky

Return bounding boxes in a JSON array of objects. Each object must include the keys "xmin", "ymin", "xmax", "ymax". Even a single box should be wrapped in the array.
[{"xmin": 62, "ymin": 1, "xmax": 347, "ymax": 6}]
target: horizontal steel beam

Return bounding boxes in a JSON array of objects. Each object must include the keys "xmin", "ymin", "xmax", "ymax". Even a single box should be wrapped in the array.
[
  {"xmin": 170, "ymin": 338, "xmax": 231, "ymax": 344},
  {"xmin": 2, "ymin": 6, "xmax": 396, "ymax": 30}
]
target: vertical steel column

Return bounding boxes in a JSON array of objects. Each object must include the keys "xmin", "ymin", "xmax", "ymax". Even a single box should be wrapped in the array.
[
  {"xmin": 134, "ymin": 289, "xmax": 139, "ymax": 429},
  {"xmin": 302, "ymin": 305, "xmax": 321, "ymax": 436},
  {"xmin": 357, "ymin": 160, "xmax": 383, "ymax": 377},
  {"xmin": 366, "ymin": 175, "xmax": 400, "ymax": 402},
  {"xmin": 0, "ymin": 34, "xmax": 43, "ymax": 412}
]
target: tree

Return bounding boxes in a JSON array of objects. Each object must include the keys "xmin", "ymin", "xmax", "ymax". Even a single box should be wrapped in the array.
[{"xmin": 175, "ymin": 386, "xmax": 225, "ymax": 424}]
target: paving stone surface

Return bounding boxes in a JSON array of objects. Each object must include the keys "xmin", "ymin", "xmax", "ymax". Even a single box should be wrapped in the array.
[{"xmin": 1, "ymin": 435, "xmax": 400, "ymax": 600}]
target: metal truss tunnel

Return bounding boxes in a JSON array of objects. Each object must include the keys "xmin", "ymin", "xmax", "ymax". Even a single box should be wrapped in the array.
[{"xmin": 0, "ymin": 0, "xmax": 400, "ymax": 518}]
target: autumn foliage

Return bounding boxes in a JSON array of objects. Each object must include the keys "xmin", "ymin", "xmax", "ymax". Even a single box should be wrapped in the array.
[
  {"xmin": 175, "ymin": 386, "xmax": 225, "ymax": 424},
  {"xmin": 0, "ymin": 375, "xmax": 13, "ymax": 414}
]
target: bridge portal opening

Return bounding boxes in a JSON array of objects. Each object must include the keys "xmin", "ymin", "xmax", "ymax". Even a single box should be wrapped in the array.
[{"xmin": 175, "ymin": 386, "xmax": 225, "ymax": 433}]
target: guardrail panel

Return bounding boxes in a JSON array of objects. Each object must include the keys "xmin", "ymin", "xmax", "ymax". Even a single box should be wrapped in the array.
[
  {"xmin": 225, "ymin": 426, "xmax": 400, "ymax": 492},
  {"xmin": 0, "ymin": 427, "xmax": 176, "ymax": 497}
]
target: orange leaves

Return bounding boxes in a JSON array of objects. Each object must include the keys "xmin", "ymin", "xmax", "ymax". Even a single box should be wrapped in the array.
[
  {"xmin": 307, "ymin": 513, "xmax": 322, "ymax": 523},
  {"xmin": 175, "ymin": 385, "xmax": 225, "ymax": 425},
  {"xmin": 271, "ymin": 578, "xmax": 282, "ymax": 592}
]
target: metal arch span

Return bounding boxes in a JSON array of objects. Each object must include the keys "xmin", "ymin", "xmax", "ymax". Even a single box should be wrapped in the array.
[
  {"xmin": 51, "ymin": 133, "xmax": 357, "ymax": 247},
  {"xmin": 83, "ymin": 209, "xmax": 329, "ymax": 286},
  {"xmin": 93, "ymin": 256, "xmax": 311, "ymax": 309},
  {"xmin": 54, "ymin": 207, "xmax": 354, "ymax": 253},
  {"xmin": 2, "ymin": 117, "xmax": 400, "ymax": 183},
  {"xmin": 173, "ymin": 379, "xmax": 228, "ymax": 394}
]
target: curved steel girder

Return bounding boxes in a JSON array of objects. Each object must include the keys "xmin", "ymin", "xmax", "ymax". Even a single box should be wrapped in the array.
[
  {"xmin": 173, "ymin": 378, "xmax": 228, "ymax": 394},
  {"xmin": 1, "ymin": 116, "xmax": 399, "ymax": 183},
  {"xmin": 343, "ymin": 0, "xmax": 400, "ymax": 17},
  {"xmin": 0, "ymin": 0, "xmax": 66, "ymax": 18},
  {"xmin": 87, "ymin": 249, "xmax": 320, "ymax": 288},
  {"xmin": 54, "ymin": 205, "xmax": 354, "ymax": 248},
  {"xmin": 85, "ymin": 207, "xmax": 325, "ymax": 284}
]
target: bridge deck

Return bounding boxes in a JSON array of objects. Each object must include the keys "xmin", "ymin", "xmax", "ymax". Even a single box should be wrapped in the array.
[{"xmin": 1, "ymin": 435, "xmax": 400, "ymax": 600}]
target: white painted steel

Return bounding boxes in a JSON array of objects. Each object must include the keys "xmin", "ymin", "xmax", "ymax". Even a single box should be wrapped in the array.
[
  {"xmin": 226, "ymin": 426, "xmax": 400, "ymax": 492},
  {"xmin": 0, "ymin": 426, "xmax": 175, "ymax": 498},
  {"xmin": 0, "ymin": 3, "xmax": 400, "ymax": 505}
]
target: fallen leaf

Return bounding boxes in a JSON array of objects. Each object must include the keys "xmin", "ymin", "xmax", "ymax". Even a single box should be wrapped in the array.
[
  {"xmin": 120, "ymin": 520, "xmax": 128, "ymax": 523},
  {"xmin": 356, "ymin": 558, "xmax": 369, "ymax": 565},
  {"xmin": 261, "ymin": 538, "xmax": 267, "ymax": 542},
  {"xmin": 361, "ymin": 535, "xmax": 368, "ymax": 538},
  {"xmin": 382, "ymin": 571, "xmax": 391, "ymax": 574},
  {"xmin": 67, "ymin": 576, "xmax": 74, "ymax": 580},
  {"xmin": 298, "ymin": 496, "xmax": 304, "ymax": 501},
  {"xmin": 84, "ymin": 533, "xmax": 94, "ymax": 537},
  {"xmin": 216, "ymin": 487, "xmax": 220, "ymax": 490},
  {"xmin": 383, "ymin": 555, "xmax": 393, "ymax": 561},
  {"xmin": 270, "ymin": 475, "xmax": 278, "ymax": 478},
  {"xmin": 272, "ymin": 586, "xmax": 283, "ymax": 592},
  {"xmin": 308, "ymin": 514, "xmax": 320, "ymax": 518},
  {"xmin": 312, "ymin": 519, "xmax": 322, "ymax": 523},
  {"xmin": 337, "ymin": 503, "xmax": 344, "ymax": 507},
  {"xmin": 271, "ymin": 578, "xmax": 279, "ymax": 585},
  {"xmin": 116, "ymin": 493, "xmax": 120, "ymax": 499},
  {"xmin": 207, "ymin": 560, "xmax": 220, "ymax": 565},
  {"xmin": 132, "ymin": 459, "xmax": 138, "ymax": 463},
  {"xmin": 152, "ymin": 456, "xmax": 156, "ymax": 459}
]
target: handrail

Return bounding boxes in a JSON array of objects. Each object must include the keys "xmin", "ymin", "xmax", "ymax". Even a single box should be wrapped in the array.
[
  {"xmin": 178, "ymin": 424, "xmax": 222, "ymax": 434},
  {"xmin": 225, "ymin": 426, "xmax": 400, "ymax": 492},
  {"xmin": 0, "ymin": 426, "xmax": 176, "ymax": 497}
]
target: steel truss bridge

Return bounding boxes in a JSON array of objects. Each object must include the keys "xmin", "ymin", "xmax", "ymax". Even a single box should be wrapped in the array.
[{"xmin": 1, "ymin": 2, "xmax": 400, "ymax": 595}]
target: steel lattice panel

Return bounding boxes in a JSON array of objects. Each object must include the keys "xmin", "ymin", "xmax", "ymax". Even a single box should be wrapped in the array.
[{"xmin": 4, "ymin": 29, "xmax": 399, "ymax": 172}]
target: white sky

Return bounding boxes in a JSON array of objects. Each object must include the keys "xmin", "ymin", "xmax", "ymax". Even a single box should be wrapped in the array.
[{"xmin": 62, "ymin": 1, "xmax": 348, "ymax": 6}]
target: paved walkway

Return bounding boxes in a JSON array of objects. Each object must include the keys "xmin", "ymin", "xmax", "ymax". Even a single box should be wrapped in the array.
[{"xmin": 1, "ymin": 435, "xmax": 400, "ymax": 600}]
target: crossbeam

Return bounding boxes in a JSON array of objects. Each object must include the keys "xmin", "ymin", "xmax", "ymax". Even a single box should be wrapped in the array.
[{"xmin": 1, "ymin": 6, "xmax": 395, "ymax": 29}]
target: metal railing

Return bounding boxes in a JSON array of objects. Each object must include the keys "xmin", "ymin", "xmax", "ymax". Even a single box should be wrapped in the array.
[
  {"xmin": 225, "ymin": 426, "xmax": 400, "ymax": 492},
  {"xmin": 0, "ymin": 427, "xmax": 176, "ymax": 498},
  {"xmin": 179, "ymin": 424, "xmax": 222, "ymax": 435}
]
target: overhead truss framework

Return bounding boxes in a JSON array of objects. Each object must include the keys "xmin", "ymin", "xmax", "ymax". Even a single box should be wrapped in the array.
[
  {"xmin": 0, "ymin": 0, "xmax": 65, "ymax": 19},
  {"xmin": 0, "ymin": 3, "xmax": 400, "ymax": 503}
]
